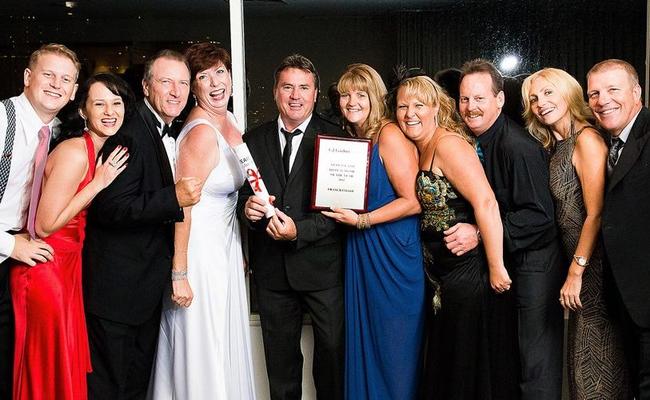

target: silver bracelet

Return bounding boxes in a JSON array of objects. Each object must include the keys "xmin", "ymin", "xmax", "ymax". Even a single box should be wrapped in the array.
[{"xmin": 171, "ymin": 270, "xmax": 187, "ymax": 281}]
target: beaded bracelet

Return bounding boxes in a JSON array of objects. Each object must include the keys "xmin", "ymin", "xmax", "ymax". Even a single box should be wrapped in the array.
[
  {"xmin": 356, "ymin": 213, "xmax": 372, "ymax": 230},
  {"xmin": 171, "ymin": 270, "xmax": 188, "ymax": 281}
]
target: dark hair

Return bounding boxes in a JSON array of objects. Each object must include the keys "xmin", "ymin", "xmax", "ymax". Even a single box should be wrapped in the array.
[
  {"xmin": 77, "ymin": 73, "xmax": 136, "ymax": 118},
  {"xmin": 143, "ymin": 49, "xmax": 189, "ymax": 82},
  {"xmin": 273, "ymin": 54, "xmax": 319, "ymax": 91},
  {"xmin": 54, "ymin": 73, "xmax": 135, "ymax": 146},
  {"xmin": 385, "ymin": 65, "xmax": 429, "ymax": 117},
  {"xmin": 433, "ymin": 68, "xmax": 462, "ymax": 106},
  {"xmin": 460, "ymin": 59, "xmax": 504, "ymax": 95},
  {"xmin": 184, "ymin": 43, "xmax": 232, "ymax": 83}
]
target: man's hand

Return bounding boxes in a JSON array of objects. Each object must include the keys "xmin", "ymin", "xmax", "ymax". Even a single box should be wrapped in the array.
[
  {"xmin": 175, "ymin": 177, "xmax": 202, "ymax": 207},
  {"xmin": 266, "ymin": 209, "xmax": 297, "ymax": 241},
  {"xmin": 443, "ymin": 223, "xmax": 480, "ymax": 256},
  {"xmin": 11, "ymin": 233, "xmax": 54, "ymax": 266},
  {"xmin": 244, "ymin": 195, "xmax": 275, "ymax": 222}
]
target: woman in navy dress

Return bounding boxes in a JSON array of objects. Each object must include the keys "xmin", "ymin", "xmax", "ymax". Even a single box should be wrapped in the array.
[{"xmin": 322, "ymin": 63, "xmax": 424, "ymax": 400}]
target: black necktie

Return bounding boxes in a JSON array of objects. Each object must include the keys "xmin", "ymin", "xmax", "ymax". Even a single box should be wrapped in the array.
[
  {"xmin": 607, "ymin": 137, "xmax": 624, "ymax": 176},
  {"xmin": 281, "ymin": 128, "xmax": 301, "ymax": 178}
]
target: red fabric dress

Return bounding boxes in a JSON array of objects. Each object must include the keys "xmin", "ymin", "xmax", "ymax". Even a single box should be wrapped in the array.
[{"xmin": 10, "ymin": 133, "xmax": 95, "ymax": 400}]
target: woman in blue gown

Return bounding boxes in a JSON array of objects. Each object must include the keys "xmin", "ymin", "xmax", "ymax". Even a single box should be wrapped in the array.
[{"xmin": 322, "ymin": 63, "xmax": 424, "ymax": 400}]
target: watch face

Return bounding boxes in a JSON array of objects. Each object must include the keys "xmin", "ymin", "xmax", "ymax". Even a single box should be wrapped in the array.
[{"xmin": 575, "ymin": 256, "xmax": 587, "ymax": 266}]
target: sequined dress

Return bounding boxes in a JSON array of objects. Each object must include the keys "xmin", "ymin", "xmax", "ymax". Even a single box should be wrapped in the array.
[
  {"xmin": 550, "ymin": 129, "xmax": 630, "ymax": 399},
  {"xmin": 417, "ymin": 169, "xmax": 493, "ymax": 400}
]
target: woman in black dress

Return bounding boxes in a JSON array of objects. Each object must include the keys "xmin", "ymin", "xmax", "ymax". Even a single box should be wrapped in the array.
[{"xmin": 393, "ymin": 73, "xmax": 512, "ymax": 399}]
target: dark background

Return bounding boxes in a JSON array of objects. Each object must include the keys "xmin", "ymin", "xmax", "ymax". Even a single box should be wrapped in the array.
[{"xmin": 0, "ymin": 0, "xmax": 646, "ymax": 129}]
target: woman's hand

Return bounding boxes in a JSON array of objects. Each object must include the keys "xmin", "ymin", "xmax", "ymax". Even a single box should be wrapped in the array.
[
  {"xmin": 171, "ymin": 274, "xmax": 194, "ymax": 308},
  {"xmin": 560, "ymin": 268, "xmax": 583, "ymax": 311},
  {"xmin": 94, "ymin": 145, "xmax": 129, "ymax": 190},
  {"xmin": 489, "ymin": 265, "xmax": 512, "ymax": 294},
  {"xmin": 321, "ymin": 207, "xmax": 358, "ymax": 226}
]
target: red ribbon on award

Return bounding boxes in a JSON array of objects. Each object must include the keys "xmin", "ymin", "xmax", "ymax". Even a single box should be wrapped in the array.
[{"xmin": 234, "ymin": 143, "xmax": 275, "ymax": 218}]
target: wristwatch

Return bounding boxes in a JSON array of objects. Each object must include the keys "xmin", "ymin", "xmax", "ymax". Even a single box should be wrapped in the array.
[{"xmin": 573, "ymin": 255, "xmax": 590, "ymax": 267}]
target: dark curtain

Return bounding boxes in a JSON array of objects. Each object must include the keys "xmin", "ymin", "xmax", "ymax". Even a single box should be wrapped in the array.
[{"xmin": 393, "ymin": 0, "xmax": 646, "ymax": 89}]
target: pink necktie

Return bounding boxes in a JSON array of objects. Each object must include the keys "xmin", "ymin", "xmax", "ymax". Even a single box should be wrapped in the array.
[{"xmin": 27, "ymin": 126, "xmax": 51, "ymax": 238}]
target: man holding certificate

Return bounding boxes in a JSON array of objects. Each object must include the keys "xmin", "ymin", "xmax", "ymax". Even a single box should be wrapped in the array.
[{"xmin": 236, "ymin": 54, "xmax": 346, "ymax": 400}]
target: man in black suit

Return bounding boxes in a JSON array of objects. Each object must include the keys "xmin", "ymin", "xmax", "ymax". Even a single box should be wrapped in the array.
[
  {"xmin": 237, "ymin": 54, "xmax": 345, "ymax": 400},
  {"xmin": 448, "ymin": 59, "xmax": 564, "ymax": 400},
  {"xmin": 83, "ymin": 50, "xmax": 201, "ymax": 399},
  {"xmin": 587, "ymin": 59, "xmax": 650, "ymax": 399}
]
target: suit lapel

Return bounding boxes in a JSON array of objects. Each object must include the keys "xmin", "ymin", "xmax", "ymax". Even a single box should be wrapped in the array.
[
  {"xmin": 264, "ymin": 122, "xmax": 286, "ymax": 187},
  {"xmin": 608, "ymin": 108, "xmax": 650, "ymax": 191},
  {"xmin": 137, "ymin": 102, "xmax": 174, "ymax": 186}
]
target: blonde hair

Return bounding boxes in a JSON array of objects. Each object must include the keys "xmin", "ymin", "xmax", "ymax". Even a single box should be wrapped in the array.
[
  {"xmin": 397, "ymin": 75, "xmax": 468, "ymax": 139},
  {"xmin": 587, "ymin": 59, "xmax": 639, "ymax": 85},
  {"xmin": 28, "ymin": 43, "xmax": 81, "ymax": 80},
  {"xmin": 337, "ymin": 63, "xmax": 389, "ymax": 140},
  {"xmin": 521, "ymin": 68, "xmax": 593, "ymax": 150}
]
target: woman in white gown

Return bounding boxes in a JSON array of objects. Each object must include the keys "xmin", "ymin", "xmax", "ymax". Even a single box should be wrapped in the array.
[{"xmin": 148, "ymin": 43, "xmax": 255, "ymax": 400}]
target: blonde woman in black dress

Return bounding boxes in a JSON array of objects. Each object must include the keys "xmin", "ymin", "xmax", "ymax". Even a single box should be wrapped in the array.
[{"xmin": 522, "ymin": 68, "xmax": 630, "ymax": 399}]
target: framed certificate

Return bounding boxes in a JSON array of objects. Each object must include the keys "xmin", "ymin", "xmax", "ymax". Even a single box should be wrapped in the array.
[{"xmin": 311, "ymin": 135, "xmax": 372, "ymax": 212}]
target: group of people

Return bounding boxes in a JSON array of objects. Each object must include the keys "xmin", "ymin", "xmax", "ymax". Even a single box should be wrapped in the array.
[{"xmin": 0, "ymin": 41, "xmax": 648, "ymax": 400}]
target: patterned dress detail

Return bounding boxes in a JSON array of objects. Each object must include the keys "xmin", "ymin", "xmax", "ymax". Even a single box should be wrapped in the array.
[
  {"xmin": 417, "ymin": 169, "xmax": 493, "ymax": 400},
  {"xmin": 550, "ymin": 128, "xmax": 630, "ymax": 399}
]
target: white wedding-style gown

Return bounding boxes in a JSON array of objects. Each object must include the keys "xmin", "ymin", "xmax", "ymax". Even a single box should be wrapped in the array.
[{"xmin": 148, "ymin": 115, "xmax": 255, "ymax": 400}]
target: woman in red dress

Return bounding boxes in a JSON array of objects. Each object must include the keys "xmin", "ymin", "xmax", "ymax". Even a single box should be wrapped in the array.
[{"xmin": 10, "ymin": 73, "xmax": 132, "ymax": 400}]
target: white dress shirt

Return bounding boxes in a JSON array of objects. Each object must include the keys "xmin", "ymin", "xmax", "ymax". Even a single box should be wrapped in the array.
[
  {"xmin": 277, "ymin": 114, "xmax": 312, "ymax": 174},
  {"xmin": 0, "ymin": 93, "xmax": 55, "ymax": 262},
  {"xmin": 613, "ymin": 109, "xmax": 641, "ymax": 161},
  {"xmin": 144, "ymin": 99, "xmax": 176, "ymax": 178}
]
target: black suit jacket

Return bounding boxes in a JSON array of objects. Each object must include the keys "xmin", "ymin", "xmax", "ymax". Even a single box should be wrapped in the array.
[
  {"xmin": 83, "ymin": 101, "xmax": 183, "ymax": 325},
  {"xmin": 602, "ymin": 106, "xmax": 650, "ymax": 328},
  {"xmin": 237, "ymin": 114, "xmax": 346, "ymax": 291}
]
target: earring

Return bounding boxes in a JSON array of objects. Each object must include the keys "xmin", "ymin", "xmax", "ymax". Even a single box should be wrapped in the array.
[{"xmin": 83, "ymin": 118, "xmax": 88, "ymax": 131}]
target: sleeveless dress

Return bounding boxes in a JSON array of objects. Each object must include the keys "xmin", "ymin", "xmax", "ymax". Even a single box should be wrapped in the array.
[
  {"xmin": 549, "ymin": 128, "xmax": 630, "ymax": 399},
  {"xmin": 148, "ymin": 115, "xmax": 255, "ymax": 400},
  {"xmin": 10, "ymin": 132, "xmax": 95, "ymax": 400},
  {"xmin": 345, "ymin": 141, "xmax": 424, "ymax": 400},
  {"xmin": 417, "ymin": 165, "xmax": 493, "ymax": 400}
]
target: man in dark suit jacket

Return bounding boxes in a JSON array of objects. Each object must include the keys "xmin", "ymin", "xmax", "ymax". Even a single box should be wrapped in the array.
[
  {"xmin": 237, "ymin": 54, "xmax": 345, "ymax": 400},
  {"xmin": 587, "ymin": 59, "xmax": 650, "ymax": 399},
  {"xmin": 83, "ymin": 50, "xmax": 201, "ymax": 400}
]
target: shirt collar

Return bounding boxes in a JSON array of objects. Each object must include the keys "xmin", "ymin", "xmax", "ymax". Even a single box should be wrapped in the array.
[
  {"xmin": 277, "ymin": 114, "xmax": 312, "ymax": 135},
  {"xmin": 144, "ymin": 98, "xmax": 168, "ymax": 135},
  {"xmin": 615, "ymin": 109, "xmax": 641, "ymax": 144},
  {"xmin": 16, "ymin": 92, "xmax": 56, "ymax": 134},
  {"xmin": 476, "ymin": 112, "xmax": 505, "ymax": 147}
]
